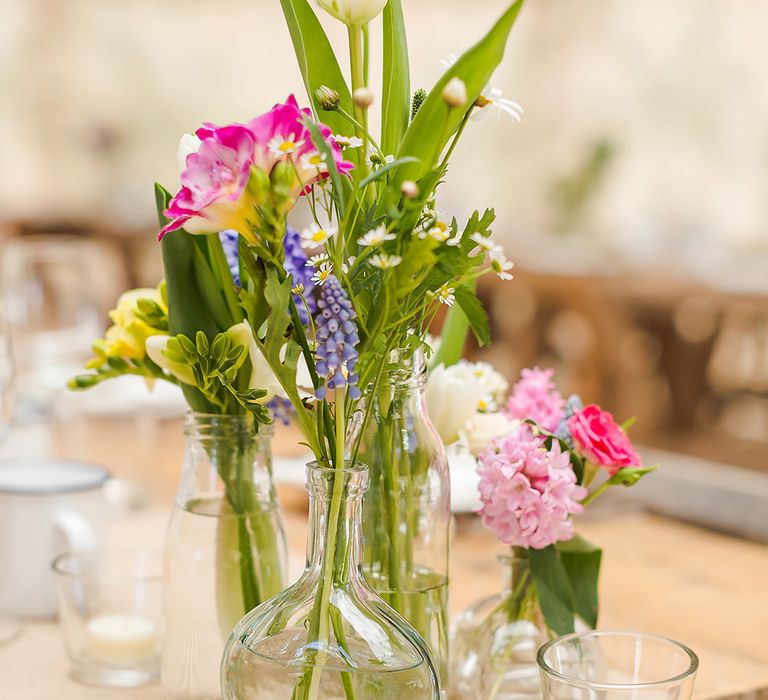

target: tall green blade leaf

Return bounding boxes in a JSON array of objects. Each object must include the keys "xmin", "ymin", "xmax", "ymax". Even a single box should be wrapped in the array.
[
  {"xmin": 155, "ymin": 184, "xmax": 215, "ymax": 412},
  {"xmin": 381, "ymin": 0, "xmax": 410, "ymax": 155},
  {"xmin": 279, "ymin": 0, "xmax": 353, "ymax": 136},
  {"xmin": 557, "ymin": 535, "xmax": 602, "ymax": 629},
  {"xmin": 453, "ymin": 285, "xmax": 490, "ymax": 348},
  {"xmin": 528, "ymin": 545, "xmax": 576, "ymax": 636},
  {"xmin": 394, "ymin": 0, "xmax": 525, "ymax": 185}
]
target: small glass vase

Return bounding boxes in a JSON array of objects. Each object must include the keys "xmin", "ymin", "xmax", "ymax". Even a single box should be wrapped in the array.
[
  {"xmin": 162, "ymin": 413, "xmax": 288, "ymax": 700},
  {"xmin": 221, "ymin": 462, "xmax": 440, "ymax": 700},
  {"xmin": 451, "ymin": 554, "xmax": 547, "ymax": 700},
  {"xmin": 348, "ymin": 348, "xmax": 450, "ymax": 679}
]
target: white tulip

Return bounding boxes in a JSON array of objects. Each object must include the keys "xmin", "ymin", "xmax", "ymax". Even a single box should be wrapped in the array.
[
  {"xmin": 459, "ymin": 412, "xmax": 518, "ymax": 457},
  {"xmin": 425, "ymin": 363, "xmax": 484, "ymax": 445},
  {"xmin": 317, "ymin": 0, "xmax": 389, "ymax": 26},
  {"xmin": 177, "ymin": 133, "xmax": 202, "ymax": 175}
]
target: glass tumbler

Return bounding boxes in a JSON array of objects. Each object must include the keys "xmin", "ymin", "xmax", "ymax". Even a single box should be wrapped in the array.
[
  {"xmin": 538, "ymin": 631, "xmax": 698, "ymax": 698},
  {"xmin": 53, "ymin": 549, "xmax": 162, "ymax": 688}
]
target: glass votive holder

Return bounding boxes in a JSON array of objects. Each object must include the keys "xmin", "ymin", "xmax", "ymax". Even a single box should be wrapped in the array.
[
  {"xmin": 52, "ymin": 548, "xmax": 162, "ymax": 688},
  {"xmin": 537, "ymin": 630, "xmax": 699, "ymax": 698}
]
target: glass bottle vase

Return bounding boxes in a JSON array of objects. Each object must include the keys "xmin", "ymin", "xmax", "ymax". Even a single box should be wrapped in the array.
[
  {"xmin": 451, "ymin": 554, "xmax": 547, "ymax": 700},
  {"xmin": 221, "ymin": 462, "xmax": 440, "ymax": 700},
  {"xmin": 348, "ymin": 348, "xmax": 450, "ymax": 680},
  {"xmin": 163, "ymin": 413, "xmax": 288, "ymax": 699}
]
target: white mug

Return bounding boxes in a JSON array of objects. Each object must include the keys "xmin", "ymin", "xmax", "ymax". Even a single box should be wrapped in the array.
[{"xmin": 0, "ymin": 458, "xmax": 110, "ymax": 617}]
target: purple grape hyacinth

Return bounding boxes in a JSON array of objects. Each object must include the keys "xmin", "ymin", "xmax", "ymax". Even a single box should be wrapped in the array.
[
  {"xmin": 314, "ymin": 275, "xmax": 360, "ymax": 401},
  {"xmin": 283, "ymin": 228, "xmax": 316, "ymax": 326},
  {"xmin": 219, "ymin": 230, "xmax": 241, "ymax": 286}
]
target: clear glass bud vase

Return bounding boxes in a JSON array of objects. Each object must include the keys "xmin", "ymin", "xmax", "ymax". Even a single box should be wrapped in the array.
[
  {"xmin": 163, "ymin": 413, "xmax": 288, "ymax": 699},
  {"xmin": 348, "ymin": 348, "xmax": 450, "ymax": 679},
  {"xmin": 451, "ymin": 554, "xmax": 547, "ymax": 700},
  {"xmin": 221, "ymin": 462, "xmax": 440, "ymax": 700}
]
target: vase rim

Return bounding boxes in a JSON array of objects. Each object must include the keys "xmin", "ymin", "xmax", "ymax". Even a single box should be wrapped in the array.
[
  {"xmin": 305, "ymin": 461, "xmax": 370, "ymax": 495},
  {"xmin": 537, "ymin": 630, "xmax": 699, "ymax": 688},
  {"xmin": 184, "ymin": 411, "xmax": 275, "ymax": 435}
]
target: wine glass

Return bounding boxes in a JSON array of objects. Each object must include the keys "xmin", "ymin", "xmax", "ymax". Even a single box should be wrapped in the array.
[
  {"xmin": 0, "ymin": 236, "xmax": 101, "ymax": 418},
  {"xmin": 0, "ymin": 306, "xmax": 21, "ymax": 644}
]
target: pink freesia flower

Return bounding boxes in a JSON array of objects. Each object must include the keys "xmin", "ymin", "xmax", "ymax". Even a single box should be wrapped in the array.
[
  {"xmin": 477, "ymin": 426, "xmax": 587, "ymax": 550},
  {"xmin": 504, "ymin": 367, "xmax": 565, "ymax": 433},
  {"xmin": 159, "ymin": 96, "xmax": 354, "ymax": 241},
  {"xmin": 568, "ymin": 404, "xmax": 642, "ymax": 475}
]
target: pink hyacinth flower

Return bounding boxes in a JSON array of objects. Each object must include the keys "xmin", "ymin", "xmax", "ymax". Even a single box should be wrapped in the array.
[
  {"xmin": 476, "ymin": 425, "xmax": 586, "ymax": 550},
  {"xmin": 504, "ymin": 367, "xmax": 566, "ymax": 433}
]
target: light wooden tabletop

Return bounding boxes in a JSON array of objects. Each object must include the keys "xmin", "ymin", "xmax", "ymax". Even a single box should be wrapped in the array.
[{"xmin": 1, "ymin": 417, "xmax": 767, "ymax": 699}]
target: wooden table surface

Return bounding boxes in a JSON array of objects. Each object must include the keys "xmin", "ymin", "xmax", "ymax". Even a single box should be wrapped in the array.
[{"xmin": 1, "ymin": 415, "xmax": 767, "ymax": 699}]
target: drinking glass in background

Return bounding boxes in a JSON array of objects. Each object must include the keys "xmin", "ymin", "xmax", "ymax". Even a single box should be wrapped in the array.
[
  {"xmin": 0, "ymin": 304, "xmax": 21, "ymax": 645},
  {"xmin": 0, "ymin": 236, "xmax": 102, "ymax": 418},
  {"xmin": 52, "ymin": 549, "xmax": 162, "ymax": 688},
  {"xmin": 538, "ymin": 631, "xmax": 699, "ymax": 698}
]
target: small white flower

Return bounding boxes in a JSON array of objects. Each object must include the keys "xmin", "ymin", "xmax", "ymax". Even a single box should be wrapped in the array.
[
  {"xmin": 475, "ymin": 87, "xmax": 524, "ymax": 122},
  {"xmin": 334, "ymin": 135, "xmax": 364, "ymax": 149},
  {"xmin": 300, "ymin": 151, "xmax": 328, "ymax": 172},
  {"xmin": 341, "ymin": 257, "xmax": 356, "ymax": 274},
  {"xmin": 357, "ymin": 225, "xmax": 396, "ymax": 248},
  {"xmin": 428, "ymin": 221, "xmax": 451, "ymax": 243},
  {"xmin": 489, "ymin": 249, "xmax": 515, "ymax": 280},
  {"xmin": 436, "ymin": 285, "xmax": 456, "ymax": 307},
  {"xmin": 470, "ymin": 232, "xmax": 501, "ymax": 253},
  {"xmin": 300, "ymin": 223, "xmax": 337, "ymax": 249},
  {"xmin": 268, "ymin": 133, "xmax": 305, "ymax": 157},
  {"xmin": 470, "ymin": 361, "xmax": 509, "ymax": 411},
  {"xmin": 369, "ymin": 253, "xmax": 402, "ymax": 270},
  {"xmin": 317, "ymin": 0, "xmax": 388, "ymax": 28},
  {"xmin": 305, "ymin": 254, "xmax": 330, "ymax": 268},
  {"xmin": 311, "ymin": 262, "xmax": 334, "ymax": 286}
]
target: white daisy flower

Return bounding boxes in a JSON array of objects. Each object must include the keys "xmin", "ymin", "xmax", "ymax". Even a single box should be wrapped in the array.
[
  {"xmin": 268, "ymin": 133, "xmax": 305, "ymax": 157},
  {"xmin": 311, "ymin": 262, "xmax": 334, "ymax": 286},
  {"xmin": 300, "ymin": 223, "xmax": 337, "ymax": 249},
  {"xmin": 341, "ymin": 257, "xmax": 356, "ymax": 274},
  {"xmin": 305, "ymin": 254, "xmax": 330, "ymax": 268},
  {"xmin": 470, "ymin": 232, "xmax": 501, "ymax": 253},
  {"xmin": 428, "ymin": 221, "xmax": 451, "ymax": 243},
  {"xmin": 475, "ymin": 87, "xmax": 524, "ymax": 122},
  {"xmin": 369, "ymin": 254, "xmax": 402, "ymax": 270},
  {"xmin": 334, "ymin": 135, "xmax": 364, "ymax": 149},
  {"xmin": 470, "ymin": 361, "xmax": 508, "ymax": 411},
  {"xmin": 300, "ymin": 151, "xmax": 328, "ymax": 172},
  {"xmin": 436, "ymin": 285, "xmax": 456, "ymax": 307},
  {"xmin": 357, "ymin": 225, "xmax": 396, "ymax": 248},
  {"xmin": 489, "ymin": 249, "xmax": 514, "ymax": 281}
]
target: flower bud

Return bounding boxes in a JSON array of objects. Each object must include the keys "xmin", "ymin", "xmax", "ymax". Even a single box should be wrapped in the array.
[
  {"xmin": 410, "ymin": 88, "xmax": 427, "ymax": 121},
  {"xmin": 353, "ymin": 87, "xmax": 375, "ymax": 109},
  {"xmin": 401, "ymin": 180, "xmax": 420, "ymax": 199},
  {"xmin": 442, "ymin": 78, "xmax": 467, "ymax": 109},
  {"xmin": 317, "ymin": 0, "xmax": 389, "ymax": 27},
  {"xmin": 315, "ymin": 85, "xmax": 341, "ymax": 112}
]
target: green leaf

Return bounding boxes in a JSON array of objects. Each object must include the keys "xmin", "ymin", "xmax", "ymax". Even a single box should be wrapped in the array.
[
  {"xmin": 278, "ymin": 0, "xmax": 353, "ymax": 136},
  {"xmin": 381, "ymin": 0, "xmax": 410, "ymax": 155},
  {"xmin": 360, "ymin": 157, "xmax": 419, "ymax": 189},
  {"xmin": 528, "ymin": 545, "xmax": 575, "ymax": 636},
  {"xmin": 607, "ymin": 465, "xmax": 657, "ymax": 488},
  {"xmin": 557, "ymin": 535, "xmax": 602, "ymax": 628},
  {"xmin": 453, "ymin": 285, "xmax": 490, "ymax": 347},
  {"xmin": 303, "ymin": 116, "xmax": 347, "ymax": 219},
  {"xmin": 394, "ymin": 0, "xmax": 525, "ymax": 185}
]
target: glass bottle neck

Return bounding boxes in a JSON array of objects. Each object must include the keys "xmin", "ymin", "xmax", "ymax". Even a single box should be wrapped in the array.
[
  {"xmin": 178, "ymin": 412, "xmax": 275, "ymax": 507},
  {"xmin": 304, "ymin": 464, "xmax": 368, "ymax": 585}
]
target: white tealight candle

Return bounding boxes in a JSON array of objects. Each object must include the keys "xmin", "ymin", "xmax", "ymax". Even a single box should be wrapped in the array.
[{"xmin": 85, "ymin": 614, "xmax": 158, "ymax": 665}]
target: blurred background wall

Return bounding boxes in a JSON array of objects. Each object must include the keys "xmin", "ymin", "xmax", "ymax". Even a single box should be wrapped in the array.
[{"xmin": 1, "ymin": 0, "xmax": 766, "ymax": 474}]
